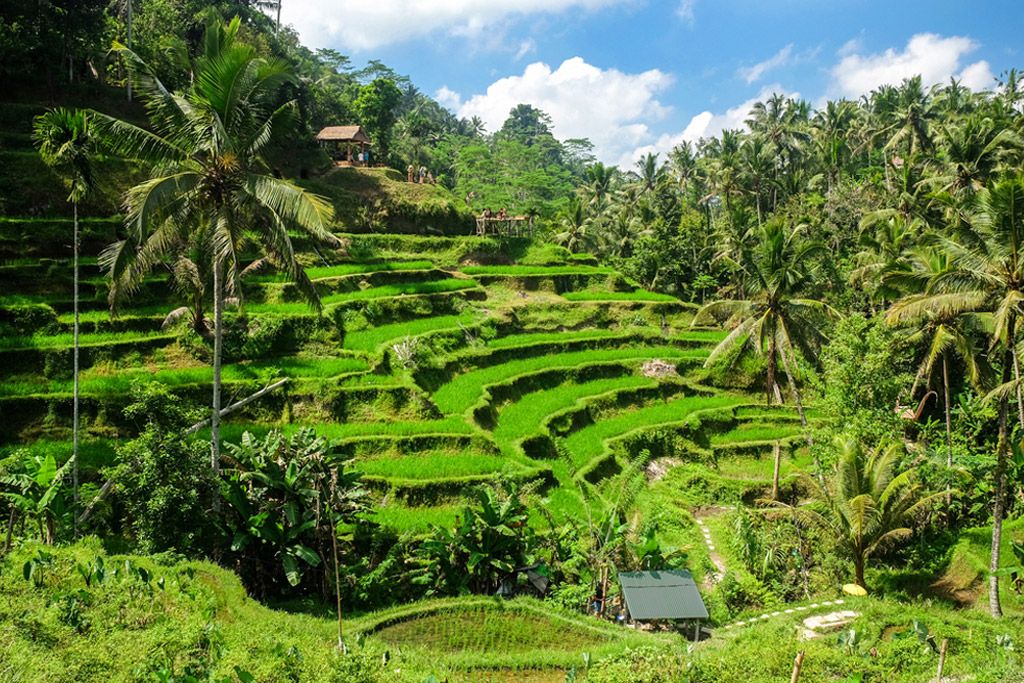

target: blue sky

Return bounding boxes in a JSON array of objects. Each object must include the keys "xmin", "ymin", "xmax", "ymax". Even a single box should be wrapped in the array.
[{"xmin": 278, "ymin": 0, "xmax": 1023, "ymax": 165}]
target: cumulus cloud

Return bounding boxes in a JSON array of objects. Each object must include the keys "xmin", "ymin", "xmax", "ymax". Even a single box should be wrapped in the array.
[
  {"xmin": 435, "ymin": 86, "xmax": 463, "ymax": 110},
  {"xmin": 738, "ymin": 44, "xmax": 794, "ymax": 84},
  {"xmin": 278, "ymin": 0, "xmax": 626, "ymax": 51},
  {"xmin": 831, "ymin": 33, "xmax": 994, "ymax": 97},
  {"xmin": 620, "ymin": 85, "xmax": 797, "ymax": 167},
  {"xmin": 455, "ymin": 57, "xmax": 674, "ymax": 165}
]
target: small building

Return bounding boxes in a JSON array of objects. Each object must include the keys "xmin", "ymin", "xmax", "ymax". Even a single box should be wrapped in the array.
[
  {"xmin": 618, "ymin": 570, "xmax": 708, "ymax": 639},
  {"xmin": 316, "ymin": 125, "xmax": 372, "ymax": 166}
]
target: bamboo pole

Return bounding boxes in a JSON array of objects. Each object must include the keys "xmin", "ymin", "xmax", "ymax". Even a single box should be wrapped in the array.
[
  {"xmin": 935, "ymin": 638, "xmax": 948, "ymax": 681},
  {"xmin": 790, "ymin": 651, "xmax": 805, "ymax": 683},
  {"xmin": 184, "ymin": 378, "xmax": 290, "ymax": 435}
]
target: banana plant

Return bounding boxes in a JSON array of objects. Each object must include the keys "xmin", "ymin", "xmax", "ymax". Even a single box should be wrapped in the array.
[{"xmin": 2, "ymin": 451, "xmax": 73, "ymax": 544}]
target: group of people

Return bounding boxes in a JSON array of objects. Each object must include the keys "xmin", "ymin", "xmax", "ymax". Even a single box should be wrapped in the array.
[
  {"xmin": 481, "ymin": 207, "xmax": 509, "ymax": 220},
  {"xmin": 407, "ymin": 164, "xmax": 435, "ymax": 184}
]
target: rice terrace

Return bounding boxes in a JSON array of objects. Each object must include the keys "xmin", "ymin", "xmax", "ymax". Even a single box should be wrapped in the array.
[{"xmin": 1, "ymin": 1, "xmax": 1024, "ymax": 682}]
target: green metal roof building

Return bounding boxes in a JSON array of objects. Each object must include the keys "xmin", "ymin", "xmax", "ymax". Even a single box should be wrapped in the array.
[{"xmin": 618, "ymin": 570, "xmax": 709, "ymax": 621}]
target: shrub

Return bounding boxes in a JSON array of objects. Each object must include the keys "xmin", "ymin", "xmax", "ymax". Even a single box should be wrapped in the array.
[{"xmin": 105, "ymin": 383, "xmax": 215, "ymax": 555}]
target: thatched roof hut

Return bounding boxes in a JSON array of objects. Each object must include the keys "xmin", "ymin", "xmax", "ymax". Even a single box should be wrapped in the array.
[{"xmin": 316, "ymin": 126, "xmax": 372, "ymax": 166}]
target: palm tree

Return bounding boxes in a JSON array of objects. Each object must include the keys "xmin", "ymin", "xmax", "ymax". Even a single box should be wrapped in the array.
[
  {"xmin": 33, "ymin": 108, "xmax": 95, "ymax": 534},
  {"xmin": 884, "ymin": 247, "xmax": 990, "ymax": 468},
  {"xmin": 94, "ymin": 16, "xmax": 338, "ymax": 482},
  {"xmin": 582, "ymin": 162, "xmax": 614, "ymax": 208},
  {"xmin": 929, "ymin": 116, "xmax": 1022, "ymax": 197},
  {"xmin": 633, "ymin": 153, "xmax": 665, "ymax": 195},
  {"xmin": 693, "ymin": 220, "xmax": 837, "ymax": 428},
  {"xmin": 778, "ymin": 436, "xmax": 947, "ymax": 589},
  {"xmin": 553, "ymin": 196, "xmax": 593, "ymax": 253},
  {"xmin": 887, "ymin": 174, "xmax": 1024, "ymax": 617}
]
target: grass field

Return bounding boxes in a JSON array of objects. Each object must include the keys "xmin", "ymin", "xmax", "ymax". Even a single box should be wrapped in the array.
[
  {"xmin": 562, "ymin": 290, "xmax": 680, "ymax": 302},
  {"xmin": 343, "ymin": 311, "xmax": 482, "ymax": 352},
  {"xmin": 433, "ymin": 345, "xmax": 708, "ymax": 415},
  {"xmin": 492, "ymin": 375, "xmax": 655, "ymax": 457},
  {"xmin": 563, "ymin": 393, "xmax": 746, "ymax": 469}
]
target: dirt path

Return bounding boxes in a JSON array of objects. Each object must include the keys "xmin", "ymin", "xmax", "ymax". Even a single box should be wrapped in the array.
[{"xmin": 692, "ymin": 506, "xmax": 734, "ymax": 588}]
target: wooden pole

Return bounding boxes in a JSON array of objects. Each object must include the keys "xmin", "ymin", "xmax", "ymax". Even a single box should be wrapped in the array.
[
  {"xmin": 78, "ymin": 379, "xmax": 290, "ymax": 525},
  {"xmin": 184, "ymin": 378, "xmax": 290, "ymax": 435},
  {"xmin": 935, "ymin": 638, "xmax": 948, "ymax": 681},
  {"xmin": 790, "ymin": 651, "xmax": 805, "ymax": 683}
]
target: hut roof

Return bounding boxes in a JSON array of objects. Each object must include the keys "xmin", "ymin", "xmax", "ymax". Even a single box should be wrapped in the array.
[
  {"xmin": 316, "ymin": 125, "xmax": 372, "ymax": 144},
  {"xmin": 618, "ymin": 570, "xmax": 708, "ymax": 620}
]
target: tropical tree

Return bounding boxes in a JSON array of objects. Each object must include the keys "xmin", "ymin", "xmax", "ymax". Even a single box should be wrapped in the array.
[
  {"xmin": 693, "ymin": 220, "xmax": 837, "ymax": 427},
  {"xmin": 778, "ymin": 436, "xmax": 947, "ymax": 589},
  {"xmin": 1, "ymin": 450, "xmax": 72, "ymax": 545},
  {"xmin": 95, "ymin": 16, "xmax": 338, "ymax": 480},
  {"xmin": 553, "ymin": 196, "xmax": 594, "ymax": 253},
  {"xmin": 883, "ymin": 247, "xmax": 990, "ymax": 468},
  {"xmin": 32, "ymin": 107, "xmax": 96, "ymax": 532},
  {"xmin": 887, "ymin": 174, "xmax": 1024, "ymax": 616},
  {"xmin": 222, "ymin": 429, "xmax": 365, "ymax": 594},
  {"xmin": 413, "ymin": 484, "xmax": 537, "ymax": 596}
]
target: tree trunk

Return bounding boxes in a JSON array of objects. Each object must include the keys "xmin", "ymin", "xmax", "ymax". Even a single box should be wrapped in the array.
[
  {"xmin": 767, "ymin": 336, "xmax": 781, "ymax": 405},
  {"xmin": 854, "ymin": 555, "xmax": 866, "ymax": 589},
  {"xmin": 943, "ymin": 353, "xmax": 953, "ymax": 470},
  {"xmin": 211, "ymin": 258, "xmax": 223, "ymax": 511},
  {"xmin": 72, "ymin": 201, "xmax": 80, "ymax": 537},
  {"xmin": 126, "ymin": 0, "xmax": 133, "ymax": 102},
  {"xmin": 1013, "ymin": 350, "xmax": 1024, "ymax": 433},
  {"xmin": 989, "ymin": 347, "xmax": 1013, "ymax": 618}
]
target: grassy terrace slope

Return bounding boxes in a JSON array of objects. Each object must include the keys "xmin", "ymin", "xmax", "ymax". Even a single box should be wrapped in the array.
[
  {"xmin": 1, "ymin": 230, "xmax": 812, "ymax": 529},
  {"xmin": 1, "ymin": 219, "xmax": 835, "ymax": 678}
]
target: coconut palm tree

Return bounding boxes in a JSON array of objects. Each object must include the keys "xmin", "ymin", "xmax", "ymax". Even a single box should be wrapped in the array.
[
  {"xmin": 884, "ymin": 247, "xmax": 990, "ymax": 468},
  {"xmin": 887, "ymin": 174, "xmax": 1024, "ymax": 617},
  {"xmin": 94, "ymin": 15, "xmax": 337, "ymax": 482},
  {"xmin": 553, "ymin": 196, "xmax": 593, "ymax": 254},
  {"xmin": 33, "ymin": 108, "xmax": 96, "ymax": 534},
  {"xmin": 692, "ymin": 220, "xmax": 838, "ymax": 428},
  {"xmin": 778, "ymin": 436, "xmax": 947, "ymax": 589}
]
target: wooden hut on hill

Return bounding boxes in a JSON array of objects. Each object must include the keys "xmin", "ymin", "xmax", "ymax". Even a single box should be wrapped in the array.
[{"xmin": 316, "ymin": 125, "xmax": 372, "ymax": 166}]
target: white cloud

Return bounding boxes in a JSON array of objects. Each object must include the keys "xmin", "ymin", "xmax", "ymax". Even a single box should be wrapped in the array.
[
  {"xmin": 456, "ymin": 57, "xmax": 674, "ymax": 165},
  {"xmin": 620, "ymin": 85, "xmax": 798, "ymax": 166},
  {"xmin": 959, "ymin": 60, "xmax": 996, "ymax": 91},
  {"xmin": 515, "ymin": 38, "xmax": 537, "ymax": 61},
  {"xmin": 435, "ymin": 86, "xmax": 463, "ymax": 110},
  {"xmin": 278, "ymin": 0, "xmax": 627, "ymax": 51},
  {"xmin": 676, "ymin": 0, "xmax": 696, "ymax": 26},
  {"xmin": 738, "ymin": 44, "xmax": 794, "ymax": 84},
  {"xmin": 831, "ymin": 33, "xmax": 992, "ymax": 97}
]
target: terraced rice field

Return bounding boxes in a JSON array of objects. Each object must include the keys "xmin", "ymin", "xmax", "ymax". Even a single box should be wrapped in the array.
[{"xmin": 0, "ymin": 230, "xmax": 817, "ymax": 536}]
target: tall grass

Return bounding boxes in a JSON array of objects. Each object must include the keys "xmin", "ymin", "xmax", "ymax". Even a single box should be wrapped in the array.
[
  {"xmin": 358, "ymin": 452, "xmax": 515, "ymax": 481},
  {"xmin": 0, "ymin": 329, "xmax": 175, "ymax": 351},
  {"xmin": 213, "ymin": 417, "xmax": 476, "ymax": 444},
  {"xmin": 1, "ymin": 356, "xmax": 369, "ymax": 397},
  {"xmin": 432, "ymin": 345, "xmax": 706, "ymax": 415},
  {"xmin": 461, "ymin": 265, "xmax": 614, "ymax": 276},
  {"xmin": 492, "ymin": 375, "xmax": 654, "ymax": 456},
  {"xmin": 485, "ymin": 328, "xmax": 634, "ymax": 349},
  {"xmin": 563, "ymin": 393, "xmax": 745, "ymax": 469},
  {"xmin": 562, "ymin": 290, "xmax": 679, "ymax": 302},
  {"xmin": 343, "ymin": 311, "xmax": 481, "ymax": 352},
  {"xmin": 247, "ymin": 278, "xmax": 479, "ymax": 315}
]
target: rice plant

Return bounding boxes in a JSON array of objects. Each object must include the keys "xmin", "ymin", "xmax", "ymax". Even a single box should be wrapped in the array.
[
  {"xmin": 562, "ymin": 290, "xmax": 680, "ymax": 303},
  {"xmin": 432, "ymin": 346, "xmax": 707, "ymax": 415}
]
